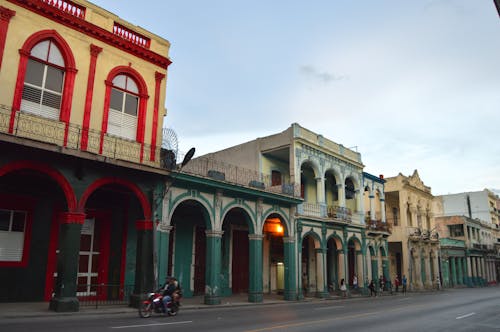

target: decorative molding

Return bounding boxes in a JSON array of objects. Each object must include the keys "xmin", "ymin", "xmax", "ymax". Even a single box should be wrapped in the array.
[{"xmin": 6, "ymin": 0, "xmax": 172, "ymax": 68}]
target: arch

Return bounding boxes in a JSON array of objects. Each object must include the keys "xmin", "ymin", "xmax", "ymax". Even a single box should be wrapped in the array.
[
  {"xmin": 300, "ymin": 159, "xmax": 320, "ymax": 179},
  {"xmin": 221, "ymin": 206, "xmax": 255, "ymax": 234},
  {"xmin": 324, "ymin": 167, "xmax": 341, "ymax": 185},
  {"xmin": 347, "ymin": 235, "xmax": 362, "ymax": 250},
  {"xmin": 379, "ymin": 245, "xmax": 387, "ymax": 257},
  {"xmin": 169, "ymin": 193, "xmax": 213, "ymax": 229},
  {"xmin": 262, "ymin": 211, "xmax": 290, "ymax": 237},
  {"xmin": 0, "ymin": 160, "xmax": 76, "ymax": 210},
  {"xmin": 367, "ymin": 245, "xmax": 376, "ymax": 256},
  {"xmin": 78, "ymin": 177, "xmax": 151, "ymax": 220},
  {"xmin": 21, "ymin": 29, "xmax": 76, "ymax": 68},
  {"xmin": 105, "ymin": 66, "xmax": 148, "ymax": 96},
  {"xmin": 302, "ymin": 228, "xmax": 322, "ymax": 248},
  {"xmin": 10, "ymin": 29, "xmax": 77, "ymax": 132},
  {"xmin": 326, "ymin": 233, "xmax": 343, "ymax": 249}
]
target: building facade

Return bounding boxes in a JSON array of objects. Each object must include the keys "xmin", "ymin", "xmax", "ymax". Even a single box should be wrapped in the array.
[
  {"xmin": 0, "ymin": 0, "xmax": 172, "ymax": 311},
  {"xmin": 384, "ymin": 170, "xmax": 441, "ymax": 290},
  {"xmin": 194, "ymin": 123, "xmax": 391, "ymax": 297},
  {"xmin": 436, "ymin": 189, "xmax": 499, "ymax": 286}
]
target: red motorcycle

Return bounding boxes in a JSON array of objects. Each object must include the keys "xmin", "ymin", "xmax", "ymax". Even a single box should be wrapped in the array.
[{"xmin": 138, "ymin": 289, "xmax": 181, "ymax": 318}]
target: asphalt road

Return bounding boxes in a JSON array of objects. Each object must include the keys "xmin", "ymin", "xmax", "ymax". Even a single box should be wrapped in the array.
[{"xmin": 2, "ymin": 288, "xmax": 499, "ymax": 332}]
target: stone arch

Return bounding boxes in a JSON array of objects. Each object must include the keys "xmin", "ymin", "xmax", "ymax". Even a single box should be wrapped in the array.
[
  {"xmin": 222, "ymin": 202, "xmax": 256, "ymax": 234},
  {"xmin": 78, "ymin": 177, "xmax": 151, "ymax": 219},
  {"xmin": 262, "ymin": 210, "xmax": 290, "ymax": 237},
  {"xmin": 0, "ymin": 160, "xmax": 77, "ymax": 211},
  {"xmin": 169, "ymin": 195, "xmax": 213, "ymax": 230}
]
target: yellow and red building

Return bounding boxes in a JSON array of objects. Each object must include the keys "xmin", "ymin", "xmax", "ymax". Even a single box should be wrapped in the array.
[{"xmin": 0, "ymin": 0, "xmax": 171, "ymax": 311}]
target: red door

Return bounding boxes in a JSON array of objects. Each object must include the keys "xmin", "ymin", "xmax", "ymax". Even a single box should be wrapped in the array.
[{"xmin": 232, "ymin": 230, "xmax": 249, "ymax": 293}]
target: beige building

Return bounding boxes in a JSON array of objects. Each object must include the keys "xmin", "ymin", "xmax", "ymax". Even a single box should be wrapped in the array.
[{"xmin": 384, "ymin": 170, "xmax": 441, "ymax": 290}]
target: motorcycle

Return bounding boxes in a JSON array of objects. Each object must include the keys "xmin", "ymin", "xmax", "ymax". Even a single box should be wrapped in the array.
[{"xmin": 138, "ymin": 289, "xmax": 181, "ymax": 318}]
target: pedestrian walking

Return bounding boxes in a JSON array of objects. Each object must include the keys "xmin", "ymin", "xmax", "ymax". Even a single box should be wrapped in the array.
[
  {"xmin": 394, "ymin": 275, "xmax": 400, "ymax": 293},
  {"xmin": 340, "ymin": 278, "xmax": 347, "ymax": 298},
  {"xmin": 402, "ymin": 274, "xmax": 407, "ymax": 295},
  {"xmin": 436, "ymin": 276, "xmax": 441, "ymax": 290},
  {"xmin": 353, "ymin": 275, "xmax": 358, "ymax": 290},
  {"xmin": 368, "ymin": 280, "xmax": 376, "ymax": 297}
]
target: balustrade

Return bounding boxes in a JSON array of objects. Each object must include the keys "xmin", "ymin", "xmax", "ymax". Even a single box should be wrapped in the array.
[{"xmin": 41, "ymin": 0, "xmax": 86, "ymax": 19}]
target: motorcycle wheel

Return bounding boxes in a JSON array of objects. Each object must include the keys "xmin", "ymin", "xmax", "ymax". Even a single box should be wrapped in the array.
[
  {"xmin": 139, "ymin": 302, "xmax": 152, "ymax": 318},
  {"xmin": 168, "ymin": 304, "xmax": 178, "ymax": 316}
]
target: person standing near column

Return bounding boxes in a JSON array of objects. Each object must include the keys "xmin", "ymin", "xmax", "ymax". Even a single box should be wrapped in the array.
[{"xmin": 402, "ymin": 275, "xmax": 407, "ymax": 295}]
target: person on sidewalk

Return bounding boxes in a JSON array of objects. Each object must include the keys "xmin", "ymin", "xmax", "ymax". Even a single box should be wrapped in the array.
[
  {"xmin": 368, "ymin": 280, "xmax": 376, "ymax": 297},
  {"xmin": 394, "ymin": 275, "xmax": 400, "ymax": 293},
  {"xmin": 402, "ymin": 275, "xmax": 407, "ymax": 295},
  {"xmin": 340, "ymin": 278, "xmax": 347, "ymax": 298}
]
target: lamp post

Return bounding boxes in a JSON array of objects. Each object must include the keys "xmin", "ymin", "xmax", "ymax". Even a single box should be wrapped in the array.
[{"xmin": 152, "ymin": 147, "xmax": 195, "ymax": 288}]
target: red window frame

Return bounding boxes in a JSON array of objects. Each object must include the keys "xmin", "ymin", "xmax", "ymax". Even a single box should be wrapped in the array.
[{"xmin": 0, "ymin": 194, "xmax": 35, "ymax": 267}]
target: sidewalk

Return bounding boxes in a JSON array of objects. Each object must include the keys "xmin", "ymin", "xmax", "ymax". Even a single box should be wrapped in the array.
[{"xmin": 0, "ymin": 293, "xmax": 350, "ymax": 319}]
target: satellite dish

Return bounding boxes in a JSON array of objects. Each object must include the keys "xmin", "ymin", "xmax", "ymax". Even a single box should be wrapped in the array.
[{"xmin": 161, "ymin": 128, "xmax": 179, "ymax": 170}]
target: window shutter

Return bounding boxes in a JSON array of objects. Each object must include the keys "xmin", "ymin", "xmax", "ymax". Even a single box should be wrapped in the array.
[{"xmin": 0, "ymin": 231, "xmax": 24, "ymax": 261}]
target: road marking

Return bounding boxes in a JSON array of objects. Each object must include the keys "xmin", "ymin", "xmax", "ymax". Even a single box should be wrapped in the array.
[
  {"xmin": 245, "ymin": 312, "xmax": 378, "ymax": 332},
  {"xmin": 315, "ymin": 305, "xmax": 345, "ymax": 310},
  {"xmin": 110, "ymin": 320, "xmax": 192, "ymax": 329},
  {"xmin": 456, "ymin": 313, "xmax": 476, "ymax": 320}
]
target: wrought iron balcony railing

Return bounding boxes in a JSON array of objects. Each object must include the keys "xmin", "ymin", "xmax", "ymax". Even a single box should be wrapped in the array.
[
  {"xmin": 0, "ymin": 105, "xmax": 161, "ymax": 167},
  {"xmin": 296, "ymin": 203, "xmax": 352, "ymax": 222},
  {"xmin": 181, "ymin": 156, "xmax": 301, "ymax": 198},
  {"xmin": 366, "ymin": 219, "xmax": 391, "ymax": 233}
]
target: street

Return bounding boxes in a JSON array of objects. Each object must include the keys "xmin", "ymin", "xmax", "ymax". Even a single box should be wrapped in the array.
[{"xmin": 2, "ymin": 288, "xmax": 499, "ymax": 332}]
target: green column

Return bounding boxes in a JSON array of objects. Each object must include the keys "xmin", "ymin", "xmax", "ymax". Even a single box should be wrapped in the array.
[
  {"xmin": 382, "ymin": 257, "xmax": 390, "ymax": 290},
  {"xmin": 457, "ymin": 257, "xmax": 463, "ymax": 285},
  {"xmin": 441, "ymin": 256, "xmax": 450, "ymax": 288},
  {"xmin": 157, "ymin": 224, "xmax": 172, "ymax": 286},
  {"xmin": 205, "ymin": 230, "xmax": 223, "ymax": 305},
  {"xmin": 248, "ymin": 234, "xmax": 263, "ymax": 303},
  {"xmin": 450, "ymin": 257, "xmax": 457, "ymax": 286},
  {"xmin": 131, "ymin": 220, "xmax": 155, "ymax": 307},
  {"xmin": 283, "ymin": 237, "xmax": 297, "ymax": 301},
  {"xmin": 49, "ymin": 212, "xmax": 85, "ymax": 312},
  {"xmin": 371, "ymin": 257, "xmax": 378, "ymax": 283}
]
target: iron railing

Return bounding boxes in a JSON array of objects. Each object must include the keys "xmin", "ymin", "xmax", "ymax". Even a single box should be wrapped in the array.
[
  {"xmin": 296, "ymin": 203, "xmax": 352, "ymax": 222},
  {"xmin": 0, "ymin": 105, "xmax": 161, "ymax": 167},
  {"xmin": 77, "ymin": 284, "xmax": 134, "ymax": 308},
  {"xmin": 181, "ymin": 156, "xmax": 301, "ymax": 198},
  {"xmin": 1, "ymin": 105, "xmax": 302, "ymax": 197},
  {"xmin": 366, "ymin": 219, "xmax": 391, "ymax": 233}
]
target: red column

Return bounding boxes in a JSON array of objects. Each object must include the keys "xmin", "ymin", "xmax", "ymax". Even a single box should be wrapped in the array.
[
  {"xmin": 99, "ymin": 81, "xmax": 113, "ymax": 155},
  {"xmin": 150, "ymin": 71, "xmax": 165, "ymax": 161},
  {"xmin": 0, "ymin": 6, "xmax": 15, "ymax": 71},
  {"xmin": 81, "ymin": 44, "xmax": 102, "ymax": 151}
]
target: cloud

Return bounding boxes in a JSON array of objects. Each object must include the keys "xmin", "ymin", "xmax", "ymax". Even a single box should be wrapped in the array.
[{"xmin": 299, "ymin": 65, "xmax": 347, "ymax": 84}]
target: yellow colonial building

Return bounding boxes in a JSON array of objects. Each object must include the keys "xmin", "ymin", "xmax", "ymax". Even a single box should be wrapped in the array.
[
  {"xmin": 0, "ymin": 0, "xmax": 172, "ymax": 311},
  {"xmin": 384, "ymin": 170, "xmax": 442, "ymax": 290}
]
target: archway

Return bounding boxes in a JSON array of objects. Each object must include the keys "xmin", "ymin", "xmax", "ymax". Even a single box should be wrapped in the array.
[
  {"xmin": 169, "ymin": 199, "xmax": 210, "ymax": 297},
  {"xmin": 221, "ymin": 207, "xmax": 253, "ymax": 295},
  {"xmin": 0, "ymin": 162, "xmax": 72, "ymax": 301},
  {"xmin": 326, "ymin": 236, "xmax": 342, "ymax": 291},
  {"xmin": 347, "ymin": 237, "xmax": 362, "ymax": 287},
  {"xmin": 301, "ymin": 231, "xmax": 322, "ymax": 296},
  {"xmin": 262, "ymin": 214, "xmax": 287, "ymax": 295}
]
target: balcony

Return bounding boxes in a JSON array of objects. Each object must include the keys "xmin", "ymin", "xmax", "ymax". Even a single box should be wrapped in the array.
[
  {"xmin": 181, "ymin": 156, "xmax": 301, "ymax": 198},
  {"xmin": 366, "ymin": 219, "xmax": 391, "ymax": 234},
  {"xmin": 295, "ymin": 203, "xmax": 352, "ymax": 222},
  {"xmin": 0, "ymin": 105, "xmax": 160, "ymax": 168}
]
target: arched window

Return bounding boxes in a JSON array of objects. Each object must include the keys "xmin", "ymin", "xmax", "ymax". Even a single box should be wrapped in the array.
[
  {"xmin": 21, "ymin": 40, "xmax": 65, "ymax": 120},
  {"xmin": 107, "ymin": 74, "xmax": 139, "ymax": 140}
]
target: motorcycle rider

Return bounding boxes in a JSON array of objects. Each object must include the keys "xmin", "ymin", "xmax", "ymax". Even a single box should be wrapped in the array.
[{"xmin": 160, "ymin": 276, "xmax": 177, "ymax": 313}]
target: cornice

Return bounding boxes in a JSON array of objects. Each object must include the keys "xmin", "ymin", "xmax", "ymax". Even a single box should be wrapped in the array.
[{"xmin": 7, "ymin": 0, "xmax": 172, "ymax": 69}]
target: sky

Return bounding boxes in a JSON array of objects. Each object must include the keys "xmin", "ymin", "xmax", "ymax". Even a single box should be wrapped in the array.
[{"xmin": 90, "ymin": 0, "xmax": 500, "ymax": 196}]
